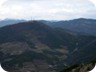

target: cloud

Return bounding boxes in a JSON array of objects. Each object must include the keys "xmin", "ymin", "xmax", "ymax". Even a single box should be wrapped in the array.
[
  {"xmin": 89, "ymin": 0, "xmax": 96, "ymax": 6},
  {"xmin": 0, "ymin": 0, "xmax": 96, "ymax": 20},
  {"xmin": 0, "ymin": 0, "xmax": 7, "ymax": 6}
]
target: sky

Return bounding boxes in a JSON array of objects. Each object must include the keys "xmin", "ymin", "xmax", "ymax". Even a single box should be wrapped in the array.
[{"xmin": 0, "ymin": 0, "xmax": 96, "ymax": 20}]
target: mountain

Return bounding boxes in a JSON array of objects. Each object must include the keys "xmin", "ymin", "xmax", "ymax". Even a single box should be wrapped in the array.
[
  {"xmin": 0, "ymin": 20, "xmax": 96, "ymax": 72},
  {"xmin": 42, "ymin": 18, "xmax": 96, "ymax": 36},
  {"xmin": 0, "ymin": 19, "xmax": 25, "ymax": 27}
]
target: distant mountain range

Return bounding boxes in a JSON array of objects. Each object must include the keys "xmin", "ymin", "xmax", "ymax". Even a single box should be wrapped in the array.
[
  {"xmin": 42, "ymin": 18, "xmax": 96, "ymax": 36},
  {"xmin": 0, "ymin": 19, "xmax": 25, "ymax": 27},
  {"xmin": 0, "ymin": 19, "xmax": 96, "ymax": 72},
  {"xmin": 1, "ymin": 18, "xmax": 96, "ymax": 36}
]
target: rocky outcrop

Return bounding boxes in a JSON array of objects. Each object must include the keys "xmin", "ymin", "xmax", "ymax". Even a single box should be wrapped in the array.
[{"xmin": 60, "ymin": 61, "xmax": 96, "ymax": 72}]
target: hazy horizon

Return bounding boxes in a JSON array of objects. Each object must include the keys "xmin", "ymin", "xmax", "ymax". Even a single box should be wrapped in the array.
[{"xmin": 0, "ymin": 17, "xmax": 96, "ymax": 21}]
